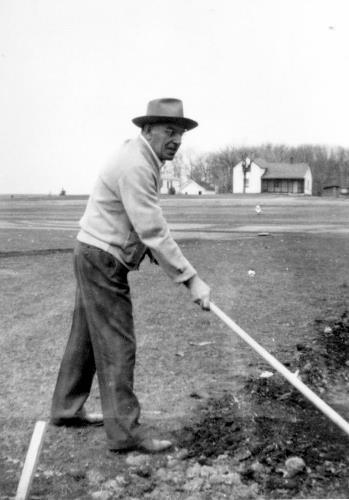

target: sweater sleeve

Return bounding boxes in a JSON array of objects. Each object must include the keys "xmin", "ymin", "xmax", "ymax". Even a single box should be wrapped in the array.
[{"xmin": 117, "ymin": 162, "xmax": 196, "ymax": 283}]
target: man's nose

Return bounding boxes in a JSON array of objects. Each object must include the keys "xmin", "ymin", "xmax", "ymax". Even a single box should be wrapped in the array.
[{"xmin": 172, "ymin": 133, "xmax": 182, "ymax": 145}]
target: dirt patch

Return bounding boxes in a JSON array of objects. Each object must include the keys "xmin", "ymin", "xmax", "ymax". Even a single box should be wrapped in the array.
[{"xmin": 176, "ymin": 311, "xmax": 349, "ymax": 499}]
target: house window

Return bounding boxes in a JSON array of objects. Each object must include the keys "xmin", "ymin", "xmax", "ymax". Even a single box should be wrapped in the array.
[{"xmin": 244, "ymin": 178, "xmax": 250, "ymax": 189}]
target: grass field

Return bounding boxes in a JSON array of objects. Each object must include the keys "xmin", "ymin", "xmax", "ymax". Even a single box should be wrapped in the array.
[{"xmin": 1, "ymin": 194, "xmax": 349, "ymax": 499}]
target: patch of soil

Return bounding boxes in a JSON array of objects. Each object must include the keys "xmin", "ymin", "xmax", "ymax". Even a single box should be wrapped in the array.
[
  {"xmin": 177, "ymin": 311, "xmax": 349, "ymax": 498},
  {"xmin": 314, "ymin": 311, "xmax": 349, "ymax": 372}
]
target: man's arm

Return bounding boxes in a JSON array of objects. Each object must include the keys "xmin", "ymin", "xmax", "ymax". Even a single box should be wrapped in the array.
[{"xmin": 118, "ymin": 163, "xmax": 211, "ymax": 308}]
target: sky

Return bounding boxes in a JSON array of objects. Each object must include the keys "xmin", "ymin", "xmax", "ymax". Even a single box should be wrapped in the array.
[{"xmin": 1, "ymin": 0, "xmax": 349, "ymax": 194}]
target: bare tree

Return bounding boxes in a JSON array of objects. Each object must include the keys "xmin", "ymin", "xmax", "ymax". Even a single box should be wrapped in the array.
[{"xmin": 205, "ymin": 146, "xmax": 240, "ymax": 193}]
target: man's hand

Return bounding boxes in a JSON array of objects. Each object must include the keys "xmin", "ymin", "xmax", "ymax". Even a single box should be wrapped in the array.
[{"xmin": 185, "ymin": 275, "xmax": 211, "ymax": 310}]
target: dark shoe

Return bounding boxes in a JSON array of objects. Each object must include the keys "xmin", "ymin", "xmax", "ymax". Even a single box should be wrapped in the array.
[
  {"xmin": 51, "ymin": 412, "xmax": 103, "ymax": 427},
  {"xmin": 109, "ymin": 437, "xmax": 172, "ymax": 454}
]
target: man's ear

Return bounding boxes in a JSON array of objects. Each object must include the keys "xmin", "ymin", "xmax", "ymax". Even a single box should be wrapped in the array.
[{"xmin": 142, "ymin": 124, "xmax": 152, "ymax": 140}]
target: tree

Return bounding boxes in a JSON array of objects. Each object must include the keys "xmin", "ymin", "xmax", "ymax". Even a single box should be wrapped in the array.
[
  {"xmin": 187, "ymin": 153, "xmax": 215, "ymax": 189},
  {"xmin": 205, "ymin": 146, "xmax": 240, "ymax": 193}
]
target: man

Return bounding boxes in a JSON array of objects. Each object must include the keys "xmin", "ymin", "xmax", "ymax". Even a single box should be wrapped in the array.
[{"xmin": 51, "ymin": 98, "xmax": 211, "ymax": 453}]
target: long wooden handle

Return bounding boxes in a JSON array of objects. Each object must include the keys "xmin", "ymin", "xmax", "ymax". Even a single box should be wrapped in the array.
[
  {"xmin": 15, "ymin": 420, "xmax": 48, "ymax": 500},
  {"xmin": 210, "ymin": 302, "xmax": 349, "ymax": 437}
]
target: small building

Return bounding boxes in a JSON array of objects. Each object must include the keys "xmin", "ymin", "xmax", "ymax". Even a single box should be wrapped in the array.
[
  {"xmin": 160, "ymin": 177, "xmax": 213, "ymax": 195},
  {"xmin": 322, "ymin": 168, "xmax": 342, "ymax": 197},
  {"xmin": 180, "ymin": 179, "xmax": 213, "ymax": 195},
  {"xmin": 323, "ymin": 184, "xmax": 341, "ymax": 197},
  {"xmin": 232, "ymin": 158, "xmax": 312, "ymax": 195}
]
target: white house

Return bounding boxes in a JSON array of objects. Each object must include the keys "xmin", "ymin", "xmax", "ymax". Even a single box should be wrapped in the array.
[
  {"xmin": 233, "ymin": 158, "xmax": 264, "ymax": 194},
  {"xmin": 232, "ymin": 158, "xmax": 312, "ymax": 195}
]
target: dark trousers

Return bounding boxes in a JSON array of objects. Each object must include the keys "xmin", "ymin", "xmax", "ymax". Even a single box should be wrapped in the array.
[{"xmin": 51, "ymin": 242, "xmax": 141, "ymax": 450}]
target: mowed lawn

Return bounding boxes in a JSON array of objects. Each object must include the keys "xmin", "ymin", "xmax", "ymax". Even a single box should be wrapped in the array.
[
  {"xmin": 1, "ymin": 195, "xmax": 349, "ymax": 499},
  {"xmin": 1, "ymin": 194, "xmax": 349, "ymax": 252}
]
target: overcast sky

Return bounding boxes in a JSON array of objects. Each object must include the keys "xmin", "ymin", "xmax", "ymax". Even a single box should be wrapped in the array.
[{"xmin": 1, "ymin": 0, "xmax": 348, "ymax": 194}]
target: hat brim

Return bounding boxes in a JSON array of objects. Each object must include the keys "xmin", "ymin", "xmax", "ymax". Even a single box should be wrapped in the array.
[{"xmin": 132, "ymin": 115, "xmax": 198, "ymax": 131}]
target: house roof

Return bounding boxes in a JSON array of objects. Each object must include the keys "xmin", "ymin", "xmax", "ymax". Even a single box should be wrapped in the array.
[
  {"xmin": 180, "ymin": 179, "xmax": 206, "ymax": 190},
  {"xmin": 254, "ymin": 159, "xmax": 310, "ymax": 179}
]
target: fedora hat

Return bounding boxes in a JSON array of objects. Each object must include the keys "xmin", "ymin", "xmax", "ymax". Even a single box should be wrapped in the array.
[{"xmin": 132, "ymin": 98, "xmax": 198, "ymax": 131}]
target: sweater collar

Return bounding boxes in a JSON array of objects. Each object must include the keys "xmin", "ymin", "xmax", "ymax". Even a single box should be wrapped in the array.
[{"xmin": 139, "ymin": 134, "xmax": 165, "ymax": 169}]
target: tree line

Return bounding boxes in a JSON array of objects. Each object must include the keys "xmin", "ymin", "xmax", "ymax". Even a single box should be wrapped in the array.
[{"xmin": 175, "ymin": 144, "xmax": 349, "ymax": 195}]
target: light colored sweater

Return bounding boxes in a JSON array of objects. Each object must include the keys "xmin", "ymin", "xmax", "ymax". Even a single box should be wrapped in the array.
[{"xmin": 77, "ymin": 135, "xmax": 196, "ymax": 283}]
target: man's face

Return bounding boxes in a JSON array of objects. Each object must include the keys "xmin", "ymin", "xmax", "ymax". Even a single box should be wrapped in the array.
[{"xmin": 143, "ymin": 123, "xmax": 185, "ymax": 161}]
